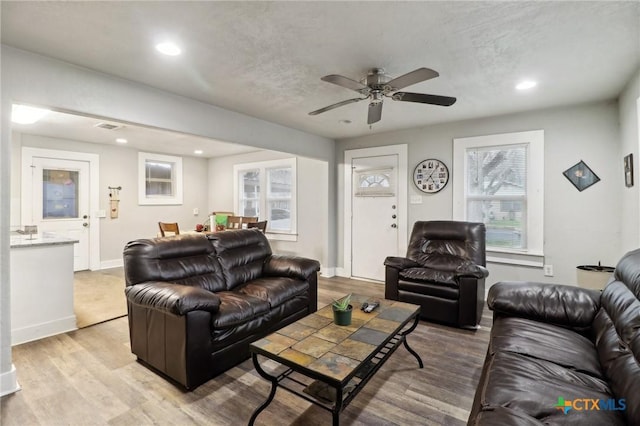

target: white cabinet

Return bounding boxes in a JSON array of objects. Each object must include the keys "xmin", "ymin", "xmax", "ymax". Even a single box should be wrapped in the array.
[{"xmin": 10, "ymin": 235, "xmax": 77, "ymax": 345}]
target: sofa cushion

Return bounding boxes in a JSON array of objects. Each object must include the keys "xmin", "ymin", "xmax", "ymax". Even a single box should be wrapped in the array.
[
  {"xmin": 399, "ymin": 267, "xmax": 457, "ymax": 286},
  {"xmin": 124, "ymin": 234, "xmax": 226, "ymax": 292},
  {"xmin": 235, "ymin": 277, "xmax": 309, "ymax": 309},
  {"xmin": 479, "ymin": 351, "xmax": 625, "ymax": 425},
  {"xmin": 490, "ymin": 316, "xmax": 603, "ymax": 380},
  {"xmin": 208, "ymin": 229, "xmax": 272, "ymax": 290},
  {"xmin": 593, "ymin": 278, "xmax": 640, "ymax": 424},
  {"xmin": 398, "ymin": 279, "xmax": 459, "ymax": 300},
  {"xmin": 212, "ymin": 292, "xmax": 270, "ymax": 329}
]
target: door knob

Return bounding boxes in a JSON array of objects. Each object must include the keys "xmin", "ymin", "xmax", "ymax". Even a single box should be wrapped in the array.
[
  {"xmin": 83, "ymin": 223, "xmax": 89, "ymax": 227},
  {"xmin": 391, "ymin": 224, "xmax": 397, "ymax": 228},
  {"xmin": 83, "ymin": 215, "xmax": 88, "ymax": 219}
]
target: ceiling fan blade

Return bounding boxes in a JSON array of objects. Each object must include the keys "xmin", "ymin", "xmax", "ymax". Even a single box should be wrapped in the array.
[
  {"xmin": 367, "ymin": 102, "xmax": 383, "ymax": 124},
  {"xmin": 385, "ymin": 68, "xmax": 439, "ymax": 91},
  {"xmin": 321, "ymin": 74, "xmax": 368, "ymax": 92},
  {"xmin": 392, "ymin": 92, "xmax": 457, "ymax": 106},
  {"xmin": 308, "ymin": 97, "xmax": 366, "ymax": 116}
]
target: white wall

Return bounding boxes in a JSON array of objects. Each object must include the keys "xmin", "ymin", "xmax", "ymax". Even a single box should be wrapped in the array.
[
  {"xmin": 11, "ymin": 133, "xmax": 210, "ymax": 264},
  {"xmin": 337, "ymin": 100, "xmax": 623, "ymax": 286},
  {"xmin": 209, "ymin": 151, "xmax": 329, "ymax": 269},
  {"xmin": 619, "ymin": 67, "xmax": 640, "ymax": 252}
]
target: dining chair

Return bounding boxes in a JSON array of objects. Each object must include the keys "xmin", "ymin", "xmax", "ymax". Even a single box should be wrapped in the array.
[
  {"xmin": 158, "ymin": 222, "xmax": 180, "ymax": 237},
  {"xmin": 247, "ymin": 220, "xmax": 267, "ymax": 233},
  {"xmin": 243, "ymin": 216, "xmax": 258, "ymax": 224},
  {"xmin": 226, "ymin": 216, "xmax": 243, "ymax": 229}
]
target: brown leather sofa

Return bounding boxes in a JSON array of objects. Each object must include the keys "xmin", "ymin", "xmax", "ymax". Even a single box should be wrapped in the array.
[
  {"xmin": 385, "ymin": 221, "xmax": 489, "ymax": 328},
  {"xmin": 123, "ymin": 229, "xmax": 320, "ymax": 390},
  {"xmin": 468, "ymin": 248, "xmax": 640, "ymax": 425}
]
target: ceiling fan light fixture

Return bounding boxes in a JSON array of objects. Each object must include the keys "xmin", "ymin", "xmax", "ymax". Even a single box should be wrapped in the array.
[{"xmin": 516, "ymin": 80, "xmax": 537, "ymax": 90}]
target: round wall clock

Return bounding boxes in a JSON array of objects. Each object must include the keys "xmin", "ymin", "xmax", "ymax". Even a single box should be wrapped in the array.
[{"xmin": 413, "ymin": 159, "xmax": 449, "ymax": 193}]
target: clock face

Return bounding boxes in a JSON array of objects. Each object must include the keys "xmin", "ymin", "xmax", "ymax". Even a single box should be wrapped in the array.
[{"xmin": 413, "ymin": 159, "xmax": 449, "ymax": 193}]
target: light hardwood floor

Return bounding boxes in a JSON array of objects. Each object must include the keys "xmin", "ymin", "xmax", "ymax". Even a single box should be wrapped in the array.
[{"xmin": 1, "ymin": 276, "xmax": 491, "ymax": 425}]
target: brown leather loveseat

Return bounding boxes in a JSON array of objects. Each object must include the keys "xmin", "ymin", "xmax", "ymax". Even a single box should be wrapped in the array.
[
  {"xmin": 123, "ymin": 229, "xmax": 320, "ymax": 390},
  {"xmin": 468, "ymin": 248, "xmax": 640, "ymax": 425}
]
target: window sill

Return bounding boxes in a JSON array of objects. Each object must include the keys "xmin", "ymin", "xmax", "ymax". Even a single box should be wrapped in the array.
[
  {"xmin": 266, "ymin": 232, "xmax": 298, "ymax": 242},
  {"xmin": 487, "ymin": 249, "xmax": 544, "ymax": 268}
]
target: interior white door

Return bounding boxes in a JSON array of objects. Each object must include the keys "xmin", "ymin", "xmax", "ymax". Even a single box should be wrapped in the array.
[
  {"xmin": 351, "ymin": 154, "xmax": 399, "ymax": 281},
  {"xmin": 27, "ymin": 157, "xmax": 91, "ymax": 271}
]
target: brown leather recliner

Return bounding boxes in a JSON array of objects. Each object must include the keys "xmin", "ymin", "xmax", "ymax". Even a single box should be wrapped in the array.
[
  {"xmin": 384, "ymin": 221, "xmax": 489, "ymax": 328},
  {"xmin": 123, "ymin": 229, "xmax": 319, "ymax": 390}
]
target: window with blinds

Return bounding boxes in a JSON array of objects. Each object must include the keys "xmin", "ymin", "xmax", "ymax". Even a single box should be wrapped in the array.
[
  {"xmin": 466, "ymin": 144, "xmax": 527, "ymax": 249},
  {"xmin": 453, "ymin": 130, "xmax": 544, "ymax": 263}
]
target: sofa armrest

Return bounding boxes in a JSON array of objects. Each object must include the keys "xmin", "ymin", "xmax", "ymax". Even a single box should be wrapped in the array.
[
  {"xmin": 455, "ymin": 263, "xmax": 489, "ymax": 279},
  {"xmin": 384, "ymin": 256, "xmax": 420, "ymax": 270},
  {"xmin": 488, "ymin": 281, "xmax": 601, "ymax": 327},
  {"xmin": 263, "ymin": 255, "xmax": 320, "ymax": 280},
  {"xmin": 125, "ymin": 282, "xmax": 221, "ymax": 315}
]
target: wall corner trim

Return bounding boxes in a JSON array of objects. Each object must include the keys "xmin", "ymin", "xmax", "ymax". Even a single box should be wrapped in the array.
[{"xmin": 0, "ymin": 364, "xmax": 21, "ymax": 397}]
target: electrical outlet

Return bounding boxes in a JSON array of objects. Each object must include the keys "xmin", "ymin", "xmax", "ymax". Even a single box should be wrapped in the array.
[
  {"xmin": 410, "ymin": 195, "xmax": 423, "ymax": 204},
  {"xmin": 544, "ymin": 264, "xmax": 554, "ymax": 277},
  {"xmin": 193, "ymin": 208, "xmax": 199, "ymax": 215}
]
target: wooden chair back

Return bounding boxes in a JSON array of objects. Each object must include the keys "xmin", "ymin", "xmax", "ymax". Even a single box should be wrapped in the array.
[
  {"xmin": 158, "ymin": 222, "xmax": 180, "ymax": 237},
  {"xmin": 247, "ymin": 220, "xmax": 267, "ymax": 233},
  {"xmin": 226, "ymin": 216, "xmax": 243, "ymax": 229}
]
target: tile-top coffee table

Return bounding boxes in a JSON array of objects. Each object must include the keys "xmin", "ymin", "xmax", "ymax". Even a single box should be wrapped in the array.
[{"xmin": 248, "ymin": 294, "xmax": 423, "ymax": 425}]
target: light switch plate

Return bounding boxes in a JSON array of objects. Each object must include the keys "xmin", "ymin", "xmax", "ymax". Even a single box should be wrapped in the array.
[
  {"xmin": 410, "ymin": 195, "xmax": 423, "ymax": 204},
  {"xmin": 193, "ymin": 208, "xmax": 199, "ymax": 215},
  {"xmin": 96, "ymin": 210, "xmax": 107, "ymax": 218}
]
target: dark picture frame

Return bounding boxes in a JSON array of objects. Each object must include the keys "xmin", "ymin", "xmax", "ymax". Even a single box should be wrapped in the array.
[
  {"xmin": 563, "ymin": 160, "xmax": 600, "ymax": 192},
  {"xmin": 624, "ymin": 153, "xmax": 634, "ymax": 187}
]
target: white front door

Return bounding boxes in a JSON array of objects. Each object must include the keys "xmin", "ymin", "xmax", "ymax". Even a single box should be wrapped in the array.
[
  {"xmin": 25, "ymin": 157, "xmax": 91, "ymax": 271},
  {"xmin": 351, "ymin": 154, "xmax": 399, "ymax": 281}
]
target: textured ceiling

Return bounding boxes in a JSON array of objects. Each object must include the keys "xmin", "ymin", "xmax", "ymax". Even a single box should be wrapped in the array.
[{"xmin": 2, "ymin": 1, "xmax": 639, "ymax": 141}]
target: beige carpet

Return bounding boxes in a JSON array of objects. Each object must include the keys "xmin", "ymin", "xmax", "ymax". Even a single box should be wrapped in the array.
[{"xmin": 74, "ymin": 268, "xmax": 127, "ymax": 328}]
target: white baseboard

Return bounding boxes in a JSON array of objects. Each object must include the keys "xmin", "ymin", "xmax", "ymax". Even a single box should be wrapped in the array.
[
  {"xmin": 320, "ymin": 267, "xmax": 336, "ymax": 278},
  {"xmin": 335, "ymin": 267, "xmax": 349, "ymax": 278},
  {"xmin": 100, "ymin": 259, "xmax": 123, "ymax": 270},
  {"xmin": 0, "ymin": 364, "xmax": 21, "ymax": 397},
  {"xmin": 11, "ymin": 316, "xmax": 77, "ymax": 346}
]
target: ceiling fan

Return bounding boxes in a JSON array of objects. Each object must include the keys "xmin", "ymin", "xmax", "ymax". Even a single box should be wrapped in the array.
[{"xmin": 309, "ymin": 67, "xmax": 456, "ymax": 125}]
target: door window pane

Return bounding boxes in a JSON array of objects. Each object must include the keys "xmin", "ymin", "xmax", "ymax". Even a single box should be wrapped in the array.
[{"xmin": 43, "ymin": 169, "xmax": 79, "ymax": 218}]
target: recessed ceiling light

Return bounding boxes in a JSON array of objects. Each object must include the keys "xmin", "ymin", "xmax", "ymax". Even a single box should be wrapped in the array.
[
  {"xmin": 516, "ymin": 80, "xmax": 537, "ymax": 91},
  {"xmin": 116, "ymin": 138, "xmax": 128, "ymax": 144},
  {"xmin": 155, "ymin": 41, "xmax": 181, "ymax": 56},
  {"xmin": 194, "ymin": 150, "xmax": 203, "ymax": 155},
  {"xmin": 11, "ymin": 104, "xmax": 50, "ymax": 124}
]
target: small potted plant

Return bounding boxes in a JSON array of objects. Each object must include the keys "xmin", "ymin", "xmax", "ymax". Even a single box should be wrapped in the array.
[{"xmin": 332, "ymin": 293, "xmax": 353, "ymax": 326}]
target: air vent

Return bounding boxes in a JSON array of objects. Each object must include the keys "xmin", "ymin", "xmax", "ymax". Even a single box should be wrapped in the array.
[{"xmin": 94, "ymin": 122, "xmax": 122, "ymax": 130}]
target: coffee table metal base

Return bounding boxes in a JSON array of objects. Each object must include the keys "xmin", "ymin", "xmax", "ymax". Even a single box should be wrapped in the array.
[{"xmin": 248, "ymin": 314, "xmax": 423, "ymax": 426}]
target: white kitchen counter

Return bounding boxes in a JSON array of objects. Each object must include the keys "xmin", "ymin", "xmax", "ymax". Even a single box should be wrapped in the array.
[{"xmin": 10, "ymin": 233, "xmax": 78, "ymax": 345}]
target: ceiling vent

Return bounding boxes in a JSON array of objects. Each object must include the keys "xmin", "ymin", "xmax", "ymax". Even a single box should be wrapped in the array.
[{"xmin": 94, "ymin": 122, "xmax": 123, "ymax": 130}]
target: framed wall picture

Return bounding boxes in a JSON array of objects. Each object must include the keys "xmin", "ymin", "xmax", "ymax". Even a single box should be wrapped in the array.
[
  {"xmin": 562, "ymin": 160, "xmax": 600, "ymax": 192},
  {"xmin": 624, "ymin": 153, "xmax": 634, "ymax": 187}
]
